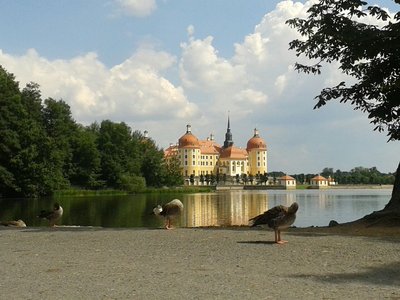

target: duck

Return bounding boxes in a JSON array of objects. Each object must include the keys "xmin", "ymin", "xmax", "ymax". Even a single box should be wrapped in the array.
[
  {"xmin": 0, "ymin": 219, "xmax": 27, "ymax": 227},
  {"xmin": 153, "ymin": 199, "xmax": 184, "ymax": 230},
  {"xmin": 38, "ymin": 203, "xmax": 63, "ymax": 227},
  {"xmin": 249, "ymin": 202, "xmax": 299, "ymax": 244}
]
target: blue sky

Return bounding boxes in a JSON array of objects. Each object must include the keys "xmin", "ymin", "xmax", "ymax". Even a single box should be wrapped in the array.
[{"xmin": 1, "ymin": 0, "xmax": 399, "ymax": 174}]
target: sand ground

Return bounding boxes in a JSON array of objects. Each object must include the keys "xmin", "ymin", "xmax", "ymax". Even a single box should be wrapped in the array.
[{"xmin": 1, "ymin": 226, "xmax": 399, "ymax": 300}]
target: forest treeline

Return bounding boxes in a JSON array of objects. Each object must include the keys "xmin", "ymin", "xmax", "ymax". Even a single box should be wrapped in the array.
[
  {"xmin": 269, "ymin": 167, "xmax": 395, "ymax": 185},
  {"xmin": 0, "ymin": 66, "xmax": 183, "ymax": 197}
]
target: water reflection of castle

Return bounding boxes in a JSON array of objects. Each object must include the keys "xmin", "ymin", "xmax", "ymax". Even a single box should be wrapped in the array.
[{"xmin": 182, "ymin": 191, "xmax": 269, "ymax": 227}]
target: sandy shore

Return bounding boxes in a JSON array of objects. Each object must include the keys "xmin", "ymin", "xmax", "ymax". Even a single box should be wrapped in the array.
[{"xmin": 1, "ymin": 226, "xmax": 399, "ymax": 299}]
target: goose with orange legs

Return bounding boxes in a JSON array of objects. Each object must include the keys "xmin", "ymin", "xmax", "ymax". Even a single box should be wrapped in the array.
[{"xmin": 249, "ymin": 202, "xmax": 299, "ymax": 244}]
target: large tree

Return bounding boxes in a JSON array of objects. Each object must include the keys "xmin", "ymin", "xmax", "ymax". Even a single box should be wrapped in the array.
[{"xmin": 287, "ymin": 0, "xmax": 400, "ymax": 221}]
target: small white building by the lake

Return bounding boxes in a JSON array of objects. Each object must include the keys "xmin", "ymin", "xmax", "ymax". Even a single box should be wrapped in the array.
[
  {"xmin": 310, "ymin": 175, "xmax": 329, "ymax": 189},
  {"xmin": 278, "ymin": 175, "xmax": 296, "ymax": 190}
]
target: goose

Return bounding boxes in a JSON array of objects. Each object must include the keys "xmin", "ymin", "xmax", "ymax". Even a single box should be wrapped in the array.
[
  {"xmin": 153, "ymin": 199, "xmax": 184, "ymax": 229},
  {"xmin": 0, "ymin": 219, "xmax": 27, "ymax": 227},
  {"xmin": 38, "ymin": 203, "xmax": 63, "ymax": 227},
  {"xmin": 249, "ymin": 202, "xmax": 298, "ymax": 244}
]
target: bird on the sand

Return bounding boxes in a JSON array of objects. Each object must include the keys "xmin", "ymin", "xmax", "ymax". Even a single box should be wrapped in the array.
[
  {"xmin": 249, "ymin": 202, "xmax": 299, "ymax": 244},
  {"xmin": 153, "ymin": 199, "xmax": 184, "ymax": 229},
  {"xmin": 0, "ymin": 220, "xmax": 27, "ymax": 227},
  {"xmin": 38, "ymin": 203, "xmax": 63, "ymax": 227}
]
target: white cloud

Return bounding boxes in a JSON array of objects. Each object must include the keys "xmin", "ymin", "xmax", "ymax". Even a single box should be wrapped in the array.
[
  {"xmin": 180, "ymin": 36, "xmax": 246, "ymax": 90},
  {"xmin": 0, "ymin": 47, "xmax": 198, "ymax": 124},
  {"xmin": 115, "ymin": 0, "xmax": 157, "ymax": 17},
  {"xmin": 234, "ymin": 89, "xmax": 267, "ymax": 105}
]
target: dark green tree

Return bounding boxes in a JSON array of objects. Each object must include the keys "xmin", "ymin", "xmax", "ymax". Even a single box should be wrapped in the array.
[
  {"xmin": 0, "ymin": 68, "xmax": 54, "ymax": 196},
  {"xmin": 0, "ymin": 66, "xmax": 26, "ymax": 195},
  {"xmin": 249, "ymin": 174, "xmax": 254, "ymax": 185},
  {"xmin": 205, "ymin": 174, "xmax": 210, "ymax": 185},
  {"xmin": 42, "ymin": 98, "xmax": 78, "ymax": 190},
  {"xmin": 189, "ymin": 174, "xmax": 195, "ymax": 185},
  {"xmin": 210, "ymin": 173, "xmax": 216, "ymax": 185},
  {"xmin": 133, "ymin": 131, "xmax": 166, "ymax": 188},
  {"xmin": 241, "ymin": 173, "xmax": 248, "ymax": 185},
  {"xmin": 69, "ymin": 125, "xmax": 102, "ymax": 188},
  {"xmin": 235, "ymin": 174, "xmax": 240, "ymax": 184},
  {"xmin": 163, "ymin": 153, "xmax": 183, "ymax": 187},
  {"xmin": 287, "ymin": 0, "xmax": 400, "ymax": 217},
  {"xmin": 199, "ymin": 174, "xmax": 205, "ymax": 185},
  {"xmin": 97, "ymin": 120, "xmax": 143, "ymax": 190},
  {"xmin": 216, "ymin": 172, "xmax": 220, "ymax": 184}
]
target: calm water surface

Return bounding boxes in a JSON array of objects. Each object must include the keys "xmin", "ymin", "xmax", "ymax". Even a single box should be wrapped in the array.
[{"xmin": 0, "ymin": 189, "xmax": 391, "ymax": 228}]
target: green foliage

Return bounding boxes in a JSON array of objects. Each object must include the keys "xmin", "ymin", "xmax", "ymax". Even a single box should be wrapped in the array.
[
  {"xmin": 332, "ymin": 166, "xmax": 395, "ymax": 185},
  {"xmin": 97, "ymin": 120, "xmax": 140, "ymax": 187},
  {"xmin": 53, "ymin": 189, "xmax": 128, "ymax": 197},
  {"xmin": 0, "ymin": 66, "xmax": 186, "ymax": 197},
  {"xmin": 117, "ymin": 173, "xmax": 146, "ymax": 193},
  {"xmin": 69, "ymin": 125, "xmax": 102, "ymax": 189},
  {"xmin": 289, "ymin": 166, "xmax": 395, "ymax": 185},
  {"xmin": 287, "ymin": 0, "xmax": 400, "ymax": 141},
  {"xmin": 162, "ymin": 154, "xmax": 184, "ymax": 187}
]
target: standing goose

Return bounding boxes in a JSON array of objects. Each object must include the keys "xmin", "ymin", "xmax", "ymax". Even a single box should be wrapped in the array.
[
  {"xmin": 249, "ymin": 202, "xmax": 299, "ymax": 244},
  {"xmin": 38, "ymin": 203, "xmax": 63, "ymax": 227},
  {"xmin": 153, "ymin": 199, "xmax": 184, "ymax": 230}
]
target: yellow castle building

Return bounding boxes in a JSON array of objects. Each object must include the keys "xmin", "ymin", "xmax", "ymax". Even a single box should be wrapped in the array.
[{"xmin": 164, "ymin": 117, "xmax": 268, "ymax": 183}]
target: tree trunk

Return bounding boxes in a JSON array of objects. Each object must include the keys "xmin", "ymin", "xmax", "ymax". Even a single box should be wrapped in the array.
[
  {"xmin": 362, "ymin": 161, "xmax": 400, "ymax": 224},
  {"xmin": 383, "ymin": 161, "xmax": 400, "ymax": 211}
]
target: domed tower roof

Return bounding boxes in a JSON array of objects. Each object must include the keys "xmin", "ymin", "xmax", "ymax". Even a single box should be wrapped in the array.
[
  {"xmin": 247, "ymin": 128, "xmax": 267, "ymax": 151},
  {"xmin": 178, "ymin": 124, "xmax": 200, "ymax": 148}
]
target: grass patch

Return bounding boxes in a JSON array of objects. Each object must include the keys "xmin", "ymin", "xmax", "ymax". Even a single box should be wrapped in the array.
[
  {"xmin": 144, "ymin": 186, "xmax": 214, "ymax": 194},
  {"xmin": 296, "ymin": 185, "xmax": 311, "ymax": 190},
  {"xmin": 54, "ymin": 186, "xmax": 214, "ymax": 197},
  {"xmin": 54, "ymin": 189, "xmax": 128, "ymax": 197}
]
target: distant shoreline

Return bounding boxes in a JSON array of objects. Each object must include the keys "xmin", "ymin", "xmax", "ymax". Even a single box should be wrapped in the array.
[
  {"xmin": 329, "ymin": 184, "xmax": 393, "ymax": 189},
  {"xmin": 218, "ymin": 184, "xmax": 394, "ymax": 191}
]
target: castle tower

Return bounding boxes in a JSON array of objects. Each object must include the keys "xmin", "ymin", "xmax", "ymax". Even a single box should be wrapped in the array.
[
  {"xmin": 246, "ymin": 128, "xmax": 268, "ymax": 175},
  {"xmin": 223, "ymin": 115, "xmax": 234, "ymax": 149}
]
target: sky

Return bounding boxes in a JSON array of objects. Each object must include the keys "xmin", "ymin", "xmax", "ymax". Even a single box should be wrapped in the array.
[{"xmin": 1, "ymin": 0, "xmax": 399, "ymax": 174}]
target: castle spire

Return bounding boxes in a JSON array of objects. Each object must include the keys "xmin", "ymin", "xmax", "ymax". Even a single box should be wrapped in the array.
[{"xmin": 223, "ymin": 113, "xmax": 234, "ymax": 148}]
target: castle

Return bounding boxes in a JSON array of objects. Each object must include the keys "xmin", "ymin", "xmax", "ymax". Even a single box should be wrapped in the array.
[{"xmin": 164, "ymin": 117, "xmax": 268, "ymax": 184}]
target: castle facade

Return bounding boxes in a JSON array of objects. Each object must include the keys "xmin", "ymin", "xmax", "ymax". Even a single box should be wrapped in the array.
[{"xmin": 164, "ymin": 118, "xmax": 268, "ymax": 182}]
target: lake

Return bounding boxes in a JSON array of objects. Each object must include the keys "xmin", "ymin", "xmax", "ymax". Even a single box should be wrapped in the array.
[{"xmin": 0, "ymin": 189, "xmax": 392, "ymax": 228}]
